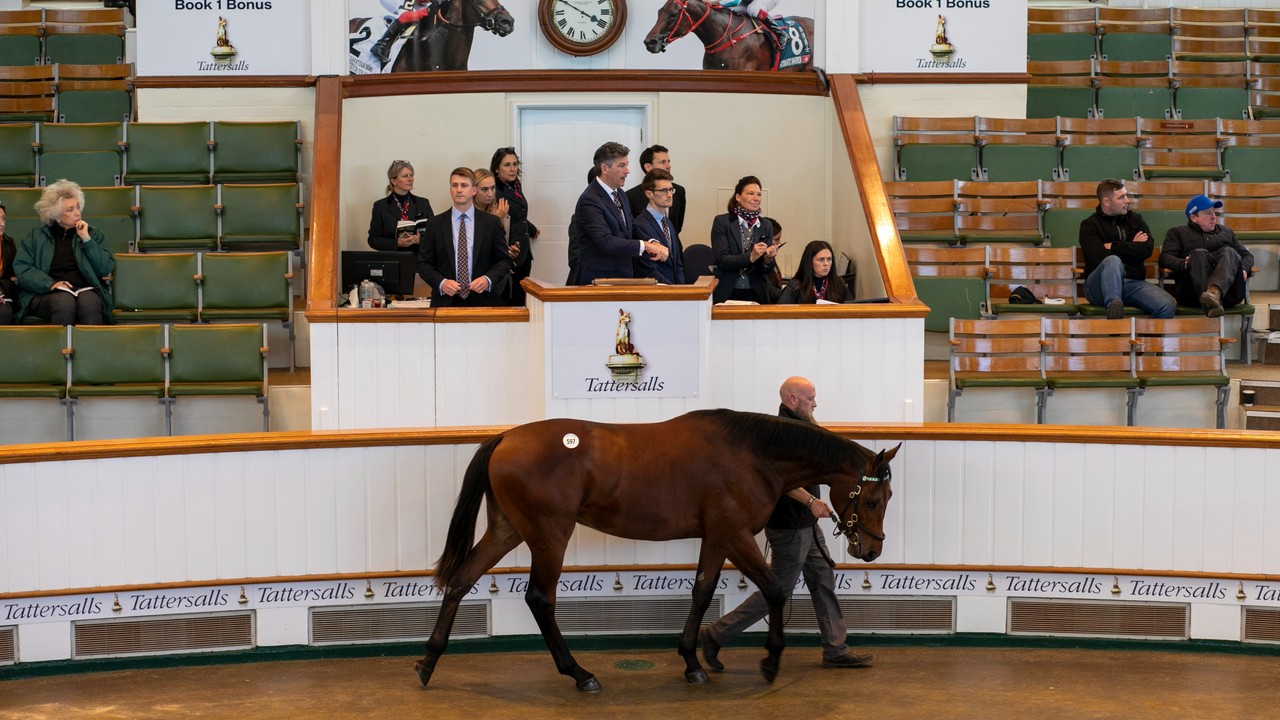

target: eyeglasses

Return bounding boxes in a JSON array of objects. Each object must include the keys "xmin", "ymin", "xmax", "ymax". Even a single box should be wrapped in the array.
[{"xmin": 650, "ymin": 187, "xmax": 676, "ymax": 195}]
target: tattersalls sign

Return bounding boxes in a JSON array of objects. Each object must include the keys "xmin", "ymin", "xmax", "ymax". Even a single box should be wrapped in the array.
[
  {"xmin": 549, "ymin": 302, "xmax": 700, "ymax": 399},
  {"xmin": 859, "ymin": 0, "xmax": 1026, "ymax": 74},
  {"xmin": 137, "ymin": 0, "xmax": 309, "ymax": 76}
]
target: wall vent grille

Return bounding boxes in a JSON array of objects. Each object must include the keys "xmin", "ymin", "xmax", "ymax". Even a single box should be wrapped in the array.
[
  {"xmin": 782, "ymin": 595, "xmax": 955, "ymax": 633},
  {"xmin": 0, "ymin": 626, "xmax": 15, "ymax": 664},
  {"xmin": 1009, "ymin": 598, "xmax": 1188, "ymax": 639},
  {"xmin": 556, "ymin": 596, "xmax": 724, "ymax": 635},
  {"xmin": 1243, "ymin": 606, "xmax": 1280, "ymax": 644},
  {"xmin": 73, "ymin": 612, "xmax": 254, "ymax": 659},
  {"xmin": 310, "ymin": 602, "xmax": 488, "ymax": 645}
]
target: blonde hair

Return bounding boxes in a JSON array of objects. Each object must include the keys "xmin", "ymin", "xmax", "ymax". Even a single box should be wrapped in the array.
[
  {"xmin": 473, "ymin": 168, "xmax": 495, "ymax": 212},
  {"xmin": 385, "ymin": 159, "xmax": 413, "ymax": 195},
  {"xmin": 35, "ymin": 179, "xmax": 85, "ymax": 225}
]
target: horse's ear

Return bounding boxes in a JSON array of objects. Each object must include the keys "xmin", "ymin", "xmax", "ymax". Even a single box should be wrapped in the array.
[{"xmin": 882, "ymin": 442, "xmax": 903, "ymax": 464}]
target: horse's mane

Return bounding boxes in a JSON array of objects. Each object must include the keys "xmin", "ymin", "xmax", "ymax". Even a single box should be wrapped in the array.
[{"xmin": 694, "ymin": 408, "xmax": 869, "ymax": 471}]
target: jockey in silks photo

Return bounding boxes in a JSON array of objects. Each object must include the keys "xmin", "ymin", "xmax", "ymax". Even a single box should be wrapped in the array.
[
  {"xmin": 706, "ymin": 0, "xmax": 786, "ymax": 45},
  {"xmin": 371, "ymin": 0, "xmax": 435, "ymax": 64}
]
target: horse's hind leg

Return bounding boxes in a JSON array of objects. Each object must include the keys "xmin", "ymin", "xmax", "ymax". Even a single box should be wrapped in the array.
[
  {"xmin": 678, "ymin": 543, "xmax": 726, "ymax": 684},
  {"xmin": 415, "ymin": 522, "xmax": 521, "ymax": 688},
  {"xmin": 525, "ymin": 551, "xmax": 600, "ymax": 692},
  {"xmin": 722, "ymin": 533, "xmax": 787, "ymax": 684}
]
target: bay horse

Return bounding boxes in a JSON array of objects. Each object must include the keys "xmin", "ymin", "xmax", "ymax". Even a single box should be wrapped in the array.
[
  {"xmin": 414, "ymin": 409, "xmax": 900, "ymax": 692},
  {"xmin": 643, "ymin": 0, "xmax": 815, "ymax": 72},
  {"xmin": 349, "ymin": 0, "xmax": 514, "ymax": 74}
]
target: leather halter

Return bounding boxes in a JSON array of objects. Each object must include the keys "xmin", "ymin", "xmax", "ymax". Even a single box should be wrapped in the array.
[
  {"xmin": 660, "ymin": 0, "xmax": 761, "ymax": 52},
  {"xmin": 830, "ymin": 470, "xmax": 889, "ymax": 557},
  {"xmin": 433, "ymin": 0, "xmax": 505, "ymax": 32}
]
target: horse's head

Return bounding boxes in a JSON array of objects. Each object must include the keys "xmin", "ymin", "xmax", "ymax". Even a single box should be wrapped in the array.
[
  {"xmin": 644, "ymin": 0, "xmax": 705, "ymax": 54},
  {"xmin": 469, "ymin": 0, "xmax": 514, "ymax": 36},
  {"xmin": 830, "ymin": 443, "xmax": 900, "ymax": 562}
]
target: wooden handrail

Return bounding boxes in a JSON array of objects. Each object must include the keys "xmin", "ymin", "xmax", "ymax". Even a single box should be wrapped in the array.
[
  {"xmin": 343, "ymin": 69, "xmax": 829, "ymax": 99},
  {"xmin": 829, "ymin": 73, "xmax": 923, "ymax": 309}
]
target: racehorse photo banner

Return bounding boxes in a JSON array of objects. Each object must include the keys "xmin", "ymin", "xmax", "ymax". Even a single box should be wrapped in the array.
[
  {"xmin": 347, "ymin": 0, "xmax": 820, "ymax": 74},
  {"xmin": 137, "ymin": 0, "xmax": 310, "ymax": 76},
  {"xmin": 858, "ymin": 0, "xmax": 1026, "ymax": 74}
]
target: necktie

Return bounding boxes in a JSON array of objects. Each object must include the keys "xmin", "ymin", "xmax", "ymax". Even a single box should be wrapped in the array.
[
  {"xmin": 661, "ymin": 217, "xmax": 673, "ymax": 262},
  {"xmin": 612, "ymin": 189, "xmax": 627, "ymax": 224},
  {"xmin": 457, "ymin": 214, "xmax": 470, "ymax": 299}
]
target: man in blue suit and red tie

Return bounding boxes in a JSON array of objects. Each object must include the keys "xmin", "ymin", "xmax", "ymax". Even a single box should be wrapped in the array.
[
  {"xmin": 632, "ymin": 169, "xmax": 685, "ymax": 284},
  {"xmin": 572, "ymin": 141, "xmax": 668, "ymax": 286}
]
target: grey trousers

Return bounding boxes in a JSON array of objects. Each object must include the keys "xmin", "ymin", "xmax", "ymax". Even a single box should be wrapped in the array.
[{"xmin": 705, "ymin": 525, "xmax": 849, "ymax": 660}]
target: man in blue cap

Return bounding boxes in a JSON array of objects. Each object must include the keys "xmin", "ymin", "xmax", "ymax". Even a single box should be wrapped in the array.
[{"xmin": 1159, "ymin": 194, "xmax": 1253, "ymax": 318}]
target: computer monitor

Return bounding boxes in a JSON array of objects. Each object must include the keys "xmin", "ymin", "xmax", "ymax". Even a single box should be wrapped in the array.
[{"xmin": 341, "ymin": 251, "xmax": 418, "ymax": 297}]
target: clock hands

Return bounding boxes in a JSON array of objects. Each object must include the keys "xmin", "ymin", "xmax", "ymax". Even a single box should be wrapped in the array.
[{"xmin": 556, "ymin": 0, "xmax": 601, "ymax": 24}]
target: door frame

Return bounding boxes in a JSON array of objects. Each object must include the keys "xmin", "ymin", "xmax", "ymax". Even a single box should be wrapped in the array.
[{"xmin": 508, "ymin": 99, "xmax": 656, "ymax": 156}]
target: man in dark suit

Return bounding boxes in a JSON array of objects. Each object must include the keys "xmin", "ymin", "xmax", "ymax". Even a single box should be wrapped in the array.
[
  {"xmin": 417, "ymin": 167, "xmax": 512, "ymax": 307},
  {"xmin": 626, "ymin": 145, "xmax": 687, "ymax": 234},
  {"xmin": 573, "ymin": 142, "xmax": 668, "ymax": 286},
  {"xmin": 632, "ymin": 169, "xmax": 685, "ymax": 284}
]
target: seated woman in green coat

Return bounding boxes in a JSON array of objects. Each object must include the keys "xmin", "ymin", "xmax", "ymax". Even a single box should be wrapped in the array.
[{"xmin": 14, "ymin": 179, "xmax": 115, "ymax": 325}]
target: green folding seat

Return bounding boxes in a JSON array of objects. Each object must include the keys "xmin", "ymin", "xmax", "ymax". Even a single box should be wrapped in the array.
[
  {"xmin": 0, "ymin": 326, "xmax": 68, "ymax": 399},
  {"xmin": 212, "ymin": 121, "xmax": 300, "ymax": 184},
  {"xmin": 897, "ymin": 144, "xmax": 977, "ymax": 182},
  {"xmin": 43, "ymin": 8, "xmax": 126, "ymax": 66},
  {"xmin": 135, "ymin": 185, "xmax": 218, "ymax": 251},
  {"xmin": 0, "ymin": 11, "xmax": 46, "ymax": 67},
  {"xmin": 980, "ymin": 145, "xmax": 1060, "ymax": 182},
  {"xmin": 200, "ymin": 251, "xmax": 294, "ymax": 370},
  {"xmin": 0, "ymin": 123, "xmax": 37, "ymax": 187},
  {"xmin": 917, "ymin": 277, "xmax": 987, "ymax": 333},
  {"xmin": 1223, "ymin": 147, "xmax": 1280, "ymax": 183},
  {"xmin": 1061, "ymin": 145, "xmax": 1140, "ymax": 182},
  {"xmin": 82, "ymin": 185, "xmax": 136, "ymax": 256},
  {"xmin": 66, "ymin": 324, "xmax": 166, "ymax": 440},
  {"xmin": 1095, "ymin": 86, "xmax": 1173, "ymax": 119},
  {"xmin": 1027, "ymin": 8, "xmax": 1097, "ymax": 61},
  {"xmin": 0, "ymin": 65, "xmax": 56, "ymax": 123},
  {"xmin": 55, "ymin": 62, "xmax": 133, "ymax": 123},
  {"xmin": 1029, "ymin": 33, "xmax": 1096, "ymax": 62},
  {"xmin": 167, "ymin": 323, "xmax": 269, "ymax": 433},
  {"xmin": 1027, "ymin": 86, "xmax": 1096, "ymax": 119},
  {"xmin": 37, "ymin": 122, "xmax": 123, "ymax": 187},
  {"xmin": 219, "ymin": 183, "xmax": 304, "ymax": 251},
  {"xmin": 1174, "ymin": 87, "xmax": 1248, "ymax": 121},
  {"xmin": 0, "ymin": 186, "xmax": 44, "ymax": 241},
  {"xmin": 1044, "ymin": 208, "xmax": 1094, "ymax": 248},
  {"xmin": 122, "ymin": 122, "xmax": 211, "ymax": 185},
  {"xmin": 110, "ymin": 253, "xmax": 199, "ymax": 323},
  {"xmin": 1142, "ymin": 209, "xmax": 1188, "ymax": 245}
]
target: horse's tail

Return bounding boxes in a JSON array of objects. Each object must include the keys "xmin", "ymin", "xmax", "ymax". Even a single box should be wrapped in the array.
[{"xmin": 434, "ymin": 433, "xmax": 504, "ymax": 590}]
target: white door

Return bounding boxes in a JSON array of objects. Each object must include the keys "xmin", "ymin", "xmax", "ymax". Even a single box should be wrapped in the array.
[{"xmin": 518, "ymin": 106, "xmax": 647, "ymax": 285}]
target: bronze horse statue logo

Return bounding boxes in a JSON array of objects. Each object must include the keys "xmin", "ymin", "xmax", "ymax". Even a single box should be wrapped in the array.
[
  {"xmin": 643, "ymin": 0, "xmax": 815, "ymax": 72},
  {"xmin": 414, "ymin": 409, "xmax": 900, "ymax": 691},
  {"xmin": 349, "ymin": 0, "xmax": 514, "ymax": 73}
]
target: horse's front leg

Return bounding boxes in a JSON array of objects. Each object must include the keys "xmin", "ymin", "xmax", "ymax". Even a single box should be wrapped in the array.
[
  {"xmin": 679, "ymin": 543, "xmax": 726, "ymax": 684},
  {"xmin": 722, "ymin": 532, "xmax": 787, "ymax": 684},
  {"xmin": 525, "ymin": 549, "xmax": 600, "ymax": 692}
]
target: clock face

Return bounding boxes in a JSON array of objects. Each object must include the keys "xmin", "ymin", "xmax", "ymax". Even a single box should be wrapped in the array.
[{"xmin": 540, "ymin": 0, "xmax": 626, "ymax": 56}]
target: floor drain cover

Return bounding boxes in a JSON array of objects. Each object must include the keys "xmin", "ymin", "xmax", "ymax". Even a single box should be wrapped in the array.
[{"xmin": 613, "ymin": 659, "xmax": 655, "ymax": 671}]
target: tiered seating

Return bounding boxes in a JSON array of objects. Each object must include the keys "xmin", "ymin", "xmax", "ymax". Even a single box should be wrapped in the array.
[
  {"xmin": 905, "ymin": 246, "xmax": 987, "ymax": 332},
  {"xmin": 122, "ymin": 121, "xmax": 212, "ymax": 185},
  {"xmin": 0, "ymin": 323, "xmax": 269, "ymax": 440},
  {"xmin": 56, "ymin": 62, "xmax": 131, "ymax": 123},
  {"xmin": 0, "ymin": 122, "xmax": 36, "ymax": 186},
  {"xmin": 38, "ymin": 121, "xmax": 122, "ymax": 187},
  {"xmin": 211, "ymin": 121, "xmax": 302, "ymax": 184},
  {"xmin": 0, "ymin": 10, "xmax": 43, "ymax": 66},
  {"xmin": 0, "ymin": 65, "xmax": 55, "ymax": 123},
  {"xmin": 949, "ymin": 316, "xmax": 1232, "ymax": 427},
  {"xmin": 41, "ymin": 8, "xmax": 126, "ymax": 66}
]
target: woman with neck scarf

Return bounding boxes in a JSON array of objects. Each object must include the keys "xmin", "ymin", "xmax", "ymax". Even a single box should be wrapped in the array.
[
  {"xmin": 778, "ymin": 240, "xmax": 851, "ymax": 304},
  {"xmin": 711, "ymin": 175, "xmax": 778, "ymax": 304},
  {"xmin": 490, "ymin": 147, "xmax": 539, "ymax": 306},
  {"xmin": 368, "ymin": 159, "xmax": 434, "ymax": 252}
]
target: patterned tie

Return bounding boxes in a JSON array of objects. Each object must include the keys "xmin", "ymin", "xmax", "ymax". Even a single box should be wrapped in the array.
[
  {"xmin": 457, "ymin": 214, "xmax": 470, "ymax": 299},
  {"xmin": 661, "ymin": 216, "xmax": 672, "ymax": 249},
  {"xmin": 612, "ymin": 189, "xmax": 627, "ymax": 224}
]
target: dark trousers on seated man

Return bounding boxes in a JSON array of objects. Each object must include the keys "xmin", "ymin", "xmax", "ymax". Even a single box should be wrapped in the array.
[
  {"xmin": 1172, "ymin": 247, "xmax": 1247, "ymax": 308},
  {"xmin": 27, "ymin": 289, "xmax": 103, "ymax": 325}
]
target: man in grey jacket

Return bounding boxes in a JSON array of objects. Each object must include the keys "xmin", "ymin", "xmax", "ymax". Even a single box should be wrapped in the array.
[{"xmin": 1159, "ymin": 194, "xmax": 1253, "ymax": 318}]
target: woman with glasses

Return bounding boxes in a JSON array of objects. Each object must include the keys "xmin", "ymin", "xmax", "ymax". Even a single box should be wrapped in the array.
[
  {"xmin": 368, "ymin": 159, "xmax": 434, "ymax": 252},
  {"xmin": 710, "ymin": 175, "xmax": 778, "ymax": 304},
  {"xmin": 490, "ymin": 147, "xmax": 538, "ymax": 305},
  {"xmin": 777, "ymin": 240, "xmax": 850, "ymax": 304}
]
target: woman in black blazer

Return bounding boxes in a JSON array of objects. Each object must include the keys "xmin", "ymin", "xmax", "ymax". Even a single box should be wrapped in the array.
[
  {"xmin": 491, "ymin": 147, "xmax": 539, "ymax": 306},
  {"xmin": 368, "ymin": 159, "xmax": 434, "ymax": 252},
  {"xmin": 710, "ymin": 175, "xmax": 778, "ymax": 304}
]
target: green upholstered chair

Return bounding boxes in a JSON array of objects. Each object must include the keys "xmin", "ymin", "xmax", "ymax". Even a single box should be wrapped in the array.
[
  {"xmin": 55, "ymin": 63, "xmax": 133, "ymax": 123},
  {"xmin": 200, "ymin": 251, "xmax": 294, "ymax": 370},
  {"xmin": 122, "ymin": 121, "xmax": 212, "ymax": 185},
  {"xmin": 0, "ymin": 65, "xmax": 55, "ymax": 123},
  {"xmin": 905, "ymin": 246, "xmax": 988, "ymax": 333},
  {"xmin": 37, "ymin": 121, "xmax": 124, "ymax": 187},
  {"xmin": 211, "ymin": 121, "xmax": 301, "ymax": 184},
  {"xmin": 110, "ymin": 253, "xmax": 200, "ymax": 323},
  {"xmin": 66, "ymin": 324, "xmax": 166, "ymax": 440},
  {"xmin": 135, "ymin": 184, "xmax": 218, "ymax": 251},
  {"xmin": 1027, "ymin": 7, "xmax": 1097, "ymax": 62},
  {"xmin": 82, "ymin": 184, "xmax": 136, "ymax": 256},
  {"xmin": 986, "ymin": 246, "xmax": 1082, "ymax": 317},
  {"xmin": 218, "ymin": 183, "xmax": 304, "ymax": 251},
  {"xmin": 0, "ymin": 122, "xmax": 37, "ymax": 187},
  {"xmin": 167, "ymin": 323, "xmax": 269, "ymax": 433},
  {"xmin": 42, "ymin": 8, "xmax": 126, "ymax": 65},
  {"xmin": 949, "ymin": 318, "xmax": 1050, "ymax": 423},
  {"xmin": 1026, "ymin": 60, "xmax": 1097, "ymax": 118},
  {"xmin": 1133, "ymin": 316, "xmax": 1231, "ymax": 428},
  {"xmin": 0, "ymin": 11, "xmax": 45, "ymax": 67},
  {"xmin": 956, "ymin": 180, "xmax": 1045, "ymax": 245},
  {"xmin": 1044, "ymin": 208, "xmax": 1094, "ymax": 249},
  {"xmin": 1222, "ymin": 146, "xmax": 1280, "ymax": 183},
  {"xmin": 0, "ymin": 325, "xmax": 69, "ymax": 399},
  {"xmin": 0, "ymin": 186, "xmax": 44, "ymax": 241},
  {"xmin": 887, "ymin": 180, "xmax": 958, "ymax": 245}
]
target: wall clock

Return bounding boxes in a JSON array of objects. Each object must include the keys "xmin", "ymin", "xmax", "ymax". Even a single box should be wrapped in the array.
[{"xmin": 538, "ymin": 0, "xmax": 627, "ymax": 57}]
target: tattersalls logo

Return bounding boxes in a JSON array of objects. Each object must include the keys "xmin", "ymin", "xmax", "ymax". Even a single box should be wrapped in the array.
[
  {"xmin": 912, "ymin": 13, "xmax": 966, "ymax": 69},
  {"xmin": 199, "ymin": 16, "xmax": 249, "ymax": 71},
  {"xmin": 585, "ymin": 308, "xmax": 665, "ymax": 393}
]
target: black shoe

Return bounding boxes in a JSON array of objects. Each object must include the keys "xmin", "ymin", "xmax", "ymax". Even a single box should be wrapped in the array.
[
  {"xmin": 822, "ymin": 652, "xmax": 873, "ymax": 668},
  {"xmin": 371, "ymin": 38, "xmax": 393, "ymax": 63},
  {"xmin": 699, "ymin": 627, "xmax": 723, "ymax": 672},
  {"xmin": 1106, "ymin": 298, "xmax": 1125, "ymax": 320}
]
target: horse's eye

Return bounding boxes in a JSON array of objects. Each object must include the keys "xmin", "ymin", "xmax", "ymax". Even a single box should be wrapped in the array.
[{"xmin": 867, "ymin": 501, "xmax": 879, "ymax": 510}]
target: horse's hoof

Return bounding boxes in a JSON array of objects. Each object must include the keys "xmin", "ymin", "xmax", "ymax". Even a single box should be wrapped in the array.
[
  {"xmin": 576, "ymin": 676, "xmax": 603, "ymax": 693},
  {"xmin": 685, "ymin": 668, "xmax": 710, "ymax": 684},
  {"xmin": 759, "ymin": 658, "xmax": 779, "ymax": 684},
  {"xmin": 413, "ymin": 660, "xmax": 433, "ymax": 688}
]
